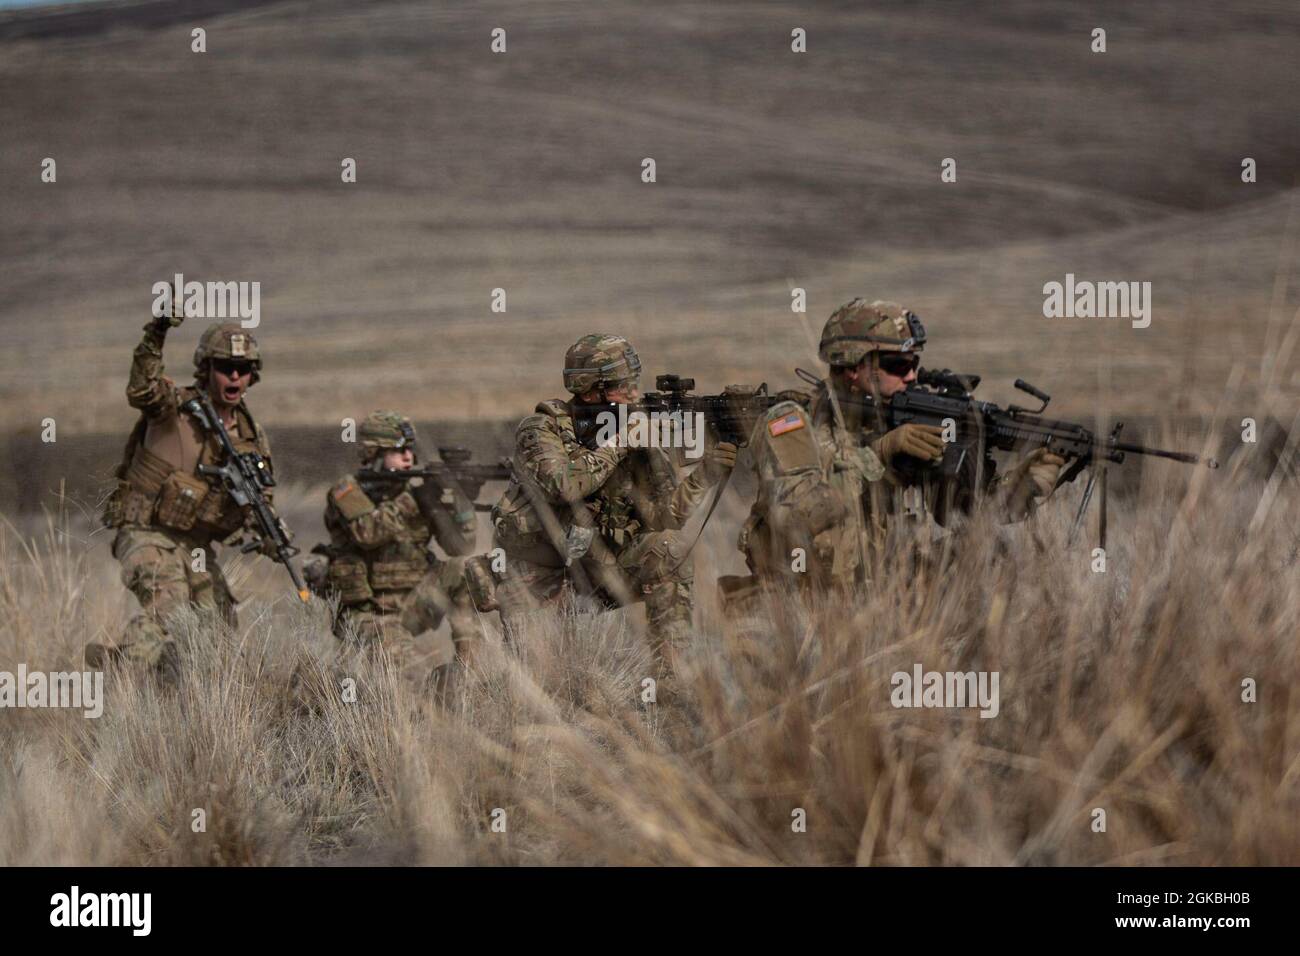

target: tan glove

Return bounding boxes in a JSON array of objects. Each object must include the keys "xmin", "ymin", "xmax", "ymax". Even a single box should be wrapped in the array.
[
  {"xmin": 699, "ymin": 441, "xmax": 738, "ymax": 483},
  {"xmin": 148, "ymin": 280, "xmax": 185, "ymax": 333},
  {"xmin": 1001, "ymin": 448, "xmax": 1066, "ymax": 520},
  {"xmin": 1015, "ymin": 448, "xmax": 1066, "ymax": 499},
  {"xmin": 871, "ymin": 423, "xmax": 945, "ymax": 465}
]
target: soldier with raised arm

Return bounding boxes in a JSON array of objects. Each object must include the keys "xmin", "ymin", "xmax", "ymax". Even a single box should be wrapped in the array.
[{"xmin": 90, "ymin": 293, "xmax": 279, "ymax": 678}]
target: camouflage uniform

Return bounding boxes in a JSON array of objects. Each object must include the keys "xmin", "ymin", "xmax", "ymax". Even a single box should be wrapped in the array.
[
  {"xmin": 491, "ymin": 335, "xmax": 727, "ymax": 667},
  {"xmin": 95, "ymin": 317, "xmax": 273, "ymax": 672},
  {"xmin": 732, "ymin": 386, "xmax": 885, "ymax": 601},
  {"xmin": 730, "ymin": 300, "xmax": 1060, "ymax": 610},
  {"xmin": 319, "ymin": 411, "xmax": 483, "ymax": 677},
  {"xmin": 829, "ymin": 301, "xmax": 1062, "ymax": 531}
]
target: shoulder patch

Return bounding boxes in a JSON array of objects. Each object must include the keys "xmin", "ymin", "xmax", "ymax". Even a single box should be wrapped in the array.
[
  {"xmin": 769, "ymin": 412, "xmax": 806, "ymax": 437},
  {"xmin": 762, "ymin": 403, "xmax": 820, "ymax": 476},
  {"xmin": 330, "ymin": 477, "xmax": 376, "ymax": 521}
]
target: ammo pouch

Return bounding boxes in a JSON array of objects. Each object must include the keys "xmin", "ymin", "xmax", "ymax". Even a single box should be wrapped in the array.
[
  {"xmin": 155, "ymin": 470, "xmax": 211, "ymax": 531},
  {"xmin": 464, "ymin": 554, "xmax": 500, "ymax": 612},
  {"xmin": 492, "ymin": 479, "xmax": 570, "ymax": 568},
  {"xmin": 493, "ymin": 520, "xmax": 568, "ymax": 568},
  {"xmin": 789, "ymin": 475, "xmax": 848, "ymax": 538},
  {"xmin": 327, "ymin": 557, "xmax": 374, "ymax": 604},
  {"xmin": 370, "ymin": 559, "xmax": 428, "ymax": 592},
  {"xmin": 102, "ymin": 482, "xmax": 158, "ymax": 528}
]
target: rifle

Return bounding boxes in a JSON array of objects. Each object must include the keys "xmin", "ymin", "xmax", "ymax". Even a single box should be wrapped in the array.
[
  {"xmin": 568, "ymin": 375, "xmax": 788, "ymax": 571},
  {"xmin": 571, "ymin": 374, "xmax": 782, "ymax": 448},
  {"xmin": 180, "ymin": 392, "xmax": 310, "ymax": 602},
  {"xmin": 813, "ymin": 366, "xmax": 1217, "ymax": 539},
  {"xmin": 355, "ymin": 445, "xmax": 512, "ymax": 511}
]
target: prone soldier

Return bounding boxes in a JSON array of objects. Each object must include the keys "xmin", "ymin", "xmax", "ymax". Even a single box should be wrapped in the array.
[{"xmin": 490, "ymin": 334, "xmax": 736, "ymax": 677}]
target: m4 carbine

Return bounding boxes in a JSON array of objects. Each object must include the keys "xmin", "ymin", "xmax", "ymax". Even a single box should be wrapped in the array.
[
  {"xmin": 571, "ymin": 374, "xmax": 782, "ymax": 448},
  {"xmin": 180, "ymin": 392, "xmax": 310, "ymax": 602},
  {"xmin": 356, "ymin": 445, "xmax": 511, "ymax": 511}
]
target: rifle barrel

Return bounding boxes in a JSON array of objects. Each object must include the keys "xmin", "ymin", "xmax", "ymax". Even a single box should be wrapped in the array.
[{"xmin": 1109, "ymin": 440, "xmax": 1211, "ymax": 466}]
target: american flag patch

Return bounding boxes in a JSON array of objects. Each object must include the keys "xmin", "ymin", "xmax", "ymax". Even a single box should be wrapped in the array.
[{"xmin": 768, "ymin": 413, "xmax": 805, "ymax": 437}]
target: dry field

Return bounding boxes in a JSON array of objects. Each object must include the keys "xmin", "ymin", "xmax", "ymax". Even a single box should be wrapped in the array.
[
  {"xmin": 0, "ymin": 1, "xmax": 1297, "ymax": 866},
  {"xmin": 0, "ymin": 449, "xmax": 1296, "ymax": 865}
]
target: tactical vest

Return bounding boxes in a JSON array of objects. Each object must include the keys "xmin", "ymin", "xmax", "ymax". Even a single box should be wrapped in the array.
[
  {"xmin": 324, "ymin": 476, "xmax": 433, "ymax": 610},
  {"xmin": 492, "ymin": 399, "xmax": 584, "ymax": 566},
  {"xmin": 492, "ymin": 399, "xmax": 679, "ymax": 564},
  {"xmin": 101, "ymin": 385, "xmax": 269, "ymax": 541}
]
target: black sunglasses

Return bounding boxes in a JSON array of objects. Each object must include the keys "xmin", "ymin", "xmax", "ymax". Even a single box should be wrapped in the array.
[
  {"xmin": 877, "ymin": 353, "xmax": 920, "ymax": 376},
  {"xmin": 212, "ymin": 359, "xmax": 254, "ymax": 377}
]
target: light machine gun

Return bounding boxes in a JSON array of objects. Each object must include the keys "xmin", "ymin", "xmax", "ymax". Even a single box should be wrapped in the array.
[{"xmin": 821, "ymin": 366, "xmax": 1218, "ymax": 543}]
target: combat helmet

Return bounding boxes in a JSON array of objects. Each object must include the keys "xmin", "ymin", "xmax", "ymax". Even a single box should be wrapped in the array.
[
  {"xmin": 818, "ymin": 299, "xmax": 926, "ymax": 368},
  {"xmin": 358, "ymin": 410, "xmax": 419, "ymax": 463},
  {"xmin": 193, "ymin": 322, "xmax": 262, "ymax": 383},
  {"xmin": 562, "ymin": 334, "xmax": 642, "ymax": 395}
]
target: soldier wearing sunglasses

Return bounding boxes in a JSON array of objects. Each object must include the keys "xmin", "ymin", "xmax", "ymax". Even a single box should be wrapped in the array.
[
  {"xmin": 89, "ymin": 289, "xmax": 280, "ymax": 679},
  {"xmin": 826, "ymin": 301, "xmax": 1065, "ymax": 530},
  {"xmin": 728, "ymin": 299, "xmax": 1062, "ymax": 611}
]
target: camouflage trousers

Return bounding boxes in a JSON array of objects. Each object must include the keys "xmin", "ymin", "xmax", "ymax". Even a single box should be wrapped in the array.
[
  {"xmin": 332, "ymin": 556, "xmax": 484, "ymax": 679},
  {"xmin": 107, "ymin": 526, "xmax": 236, "ymax": 667},
  {"xmin": 495, "ymin": 529, "xmax": 694, "ymax": 667}
]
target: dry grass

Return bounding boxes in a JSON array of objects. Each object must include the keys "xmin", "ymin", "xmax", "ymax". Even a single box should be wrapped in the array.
[{"xmin": 1, "ymin": 449, "xmax": 1296, "ymax": 866}]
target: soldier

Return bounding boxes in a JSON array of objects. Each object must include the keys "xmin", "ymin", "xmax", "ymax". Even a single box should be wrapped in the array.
[
  {"xmin": 727, "ymin": 299, "xmax": 1063, "ymax": 606},
  {"xmin": 89, "ymin": 296, "xmax": 279, "ymax": 677},
  {"xmin": 317, "ymin": 411, "xmax": 484, "ymax": 684},
  {"xmin": 490, "ymin": 334, "xmax": 736, "ymax": 676},
  {"xmin": 818, "ymin": 300, "xmax": 1064, "ymax": 531}
]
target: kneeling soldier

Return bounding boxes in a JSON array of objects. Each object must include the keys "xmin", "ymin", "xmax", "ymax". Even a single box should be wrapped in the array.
[
  {"xmin": 491, "ymin": 334, "xmax": 735, "ymax": 678},
  {"xmin": 319, "ymin": 411, "xmax": 484, "ymax": 684}
]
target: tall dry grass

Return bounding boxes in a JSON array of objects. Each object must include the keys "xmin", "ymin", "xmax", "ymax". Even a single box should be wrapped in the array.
[{"xmin": 0, "ymin": 450, "xmax": 1296, "ymax": 866}]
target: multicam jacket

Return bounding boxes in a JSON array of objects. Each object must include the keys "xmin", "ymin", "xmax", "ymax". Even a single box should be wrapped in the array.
[
  {"xmin": 742, "ymin": 384, "xmax": 884, "ymax": 586},
  {"xmin": 323, "ymin": 472, "xmax": 475, "ymax": 612},
  {"xmin": 102, "ymin": 323, "xmax": 272, "ymax": 543},
  {"xmin": 492, "ymin": 399, "xmax": 716, "ymax": 564}
]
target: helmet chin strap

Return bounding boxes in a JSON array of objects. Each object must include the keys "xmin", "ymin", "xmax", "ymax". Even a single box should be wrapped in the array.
[{"xmin": 866, "ymin": 353, "xmax": 888, "ymax": 435}]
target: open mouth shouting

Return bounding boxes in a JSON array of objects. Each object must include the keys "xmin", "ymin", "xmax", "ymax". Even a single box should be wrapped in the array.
[{"xmin": 210, "ymin": 359, "xmax": 253, "ymax": 406}]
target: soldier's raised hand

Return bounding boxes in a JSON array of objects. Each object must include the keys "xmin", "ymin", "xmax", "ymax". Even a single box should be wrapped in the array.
[{"xmin": 151, "ymin": 281, "xmax": 185, "ymax": 332}]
